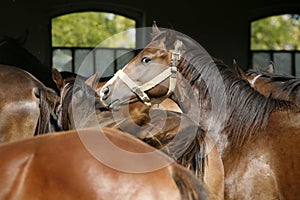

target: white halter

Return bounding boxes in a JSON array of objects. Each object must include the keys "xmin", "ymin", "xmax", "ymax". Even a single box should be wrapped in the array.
[
  {"xmin": 250, "ymin": 74, "xmax": 263, "ymax": 87},
  {"xmin": 107, "ymin": 40, "xmax": 182, "ymax": 106}
]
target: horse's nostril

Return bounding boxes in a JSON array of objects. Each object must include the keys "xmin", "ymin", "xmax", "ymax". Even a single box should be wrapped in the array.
[
  {"xmin": 101, "ymin": 86, "xmax": 110, "ymax": 100},
  {"xmin": 103, "ymin": 86, "xmax": 110, "ymax": 95}
]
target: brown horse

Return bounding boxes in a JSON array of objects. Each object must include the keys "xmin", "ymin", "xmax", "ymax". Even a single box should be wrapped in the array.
[
  {"xmin": 244, "ymin": 63, "xmax": 300, "ymax": 106},
  {"xmin": 0, "ymin": 127, "xmax": 207, "ymax": 199},
  {"xmin": 99, "ymin": 23, "xmax": 300, "ymax": 199},
  {"xmin": 0, "ymin": 64, "xmax": 58, "ymax": 143}
]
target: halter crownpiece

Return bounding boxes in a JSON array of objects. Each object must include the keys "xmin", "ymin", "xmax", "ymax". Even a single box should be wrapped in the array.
[
  {"xmin": 166, "ymin": 40, "xmax": 183, "ymax": 97},
  {"xmin": 250, "ymin": 74, "xmax": 263, "ymax": 87}
]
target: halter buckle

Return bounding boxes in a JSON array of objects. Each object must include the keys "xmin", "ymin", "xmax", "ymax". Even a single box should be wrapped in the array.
[{"xmin": 132, "ymin": 86, "xmax": 151, "ymax": 103}]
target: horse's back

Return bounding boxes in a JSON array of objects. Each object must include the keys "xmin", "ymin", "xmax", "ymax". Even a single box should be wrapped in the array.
[
  {"xmin": 0, "ymin": 127, "xmax": 206, "ymax": 200},
  {"xmin": 0, "ymin": 65, "xmax": 57, "ymax": 142},
  {"xmin": 0, "ymin": 64, "xmax": 45, "ymax": 87}
]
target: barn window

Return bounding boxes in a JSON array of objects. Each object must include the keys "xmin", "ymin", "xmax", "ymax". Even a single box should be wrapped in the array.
[
  {"xmin": 51, "ymin": 11, "xmax": 137, "ymax": 78},
  {"xmin": 250, "ymin": 14, "xmax": 300, "ymax": 76},
  {"xmin": 250, "ymin": 14, "xmax": 300, "ymax": 77}
]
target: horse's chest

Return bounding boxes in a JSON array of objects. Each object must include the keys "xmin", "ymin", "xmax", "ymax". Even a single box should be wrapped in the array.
[{"xmin": 224, "ymin": 152, "xmax": 280, "ymax": 200}]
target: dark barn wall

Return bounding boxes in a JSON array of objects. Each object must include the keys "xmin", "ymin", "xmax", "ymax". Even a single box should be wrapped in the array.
[{"xmin": 0, "ymin": 0, "xmax": 300, "ymax": 76}]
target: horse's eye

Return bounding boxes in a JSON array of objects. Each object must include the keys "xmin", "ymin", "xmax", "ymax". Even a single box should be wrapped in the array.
[{"xmin": 141, "ymin": 57, "xmax": 151, "ymax": 64}]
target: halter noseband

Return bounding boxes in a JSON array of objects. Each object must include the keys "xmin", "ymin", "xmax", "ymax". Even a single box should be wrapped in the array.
[{"xmin": 108, "ymin": 40, "xmax": 182, "ymax": 106}]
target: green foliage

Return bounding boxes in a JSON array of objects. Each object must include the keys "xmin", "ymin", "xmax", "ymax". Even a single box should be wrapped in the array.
[
  {"xmin": 52, "ymin": 12, "xmax": 136, "ymax": 48},
  {"xmin": 251, "ymin": 14, "xmax": 300, "ymax": 50}
]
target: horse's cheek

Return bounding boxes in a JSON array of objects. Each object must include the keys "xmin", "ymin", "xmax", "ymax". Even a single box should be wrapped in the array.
[{"xmin": 148, "ymin": 83, "xmax": 169, "ymax": 97}]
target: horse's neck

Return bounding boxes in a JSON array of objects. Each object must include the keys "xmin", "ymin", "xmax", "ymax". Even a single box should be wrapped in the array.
[
  {"xmin": 280, "ymin": 84, "xmax": 300, "ymax": 105},
  {"xmin": 171, "ymin": 73, "xmax": 207, "ymax": 126},
  {"xmin": 269, "ymin": 109, "xmax": 300, "ymax": 128},
  {"xmin": 171, "ymin": 72, "xmax": 228, "ymax": 154},
  {"xmin": 172, "ymin": 65, "xmax": 280, "ymax": 156},
  {"xmin": 172, "ymin": 97, "xmax": 227, "ymax": 155},
  {"xmin": 67, "ymin": 88, "xmax": 100, "ymax": 130}
]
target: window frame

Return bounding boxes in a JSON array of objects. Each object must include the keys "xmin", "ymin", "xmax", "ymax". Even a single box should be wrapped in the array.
[
  {"xmin": 248, "ymin": 10, "xmax": 300, "ymax": 76},
  {"xmin": 49, "ymin": 2, "xmax": 145, "ymax": 78}
]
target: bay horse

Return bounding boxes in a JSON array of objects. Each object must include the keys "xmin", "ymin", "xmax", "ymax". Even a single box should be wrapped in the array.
[
  {"xmin": 244, "ymin": 63, "xmax": 300, "ymax": 106},
  {"xmin": 0, "ymin": 127, "xmax": 207, "ymax": 199},
  {"xmin": 99, "ymin": 23, "xmax": 300, "ymax": 199},
  {"xmin": 0, "ymin": 64, "xmax": 58, "ymax": 143}
]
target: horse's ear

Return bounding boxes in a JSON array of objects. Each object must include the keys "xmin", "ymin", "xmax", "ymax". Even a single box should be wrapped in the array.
[
  {"xmin": 232, "ymin": 59, "xmax": 238, "ymax": 71},
  {"xmin": 267, "ymin": 61, "xmax": 275, "ymax": 73},
  {"xmin": 52, "ymin": 68, "xmax": 64, "ymax": 91},
  {"xmin": 232, "ymin": 59, "xmax": 247, "ymax": 80},
  {"xmin": 85, "ymin": 72, "xmax": 99, "ymax": 90},
  {"xmin": 151, "ymin": 21, "xmax": 161, "ymax": 38}
]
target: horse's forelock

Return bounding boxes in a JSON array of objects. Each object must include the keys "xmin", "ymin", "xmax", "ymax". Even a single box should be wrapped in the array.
[{"xmin": 151, "ymin": 30, "xmax": 178, "ymax": 51}]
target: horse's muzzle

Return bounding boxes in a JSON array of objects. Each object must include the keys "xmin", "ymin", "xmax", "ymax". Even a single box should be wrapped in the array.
[
  {"xmin": 99, "ymin": 85, "xmax": 113, "ymax": 109},
  {"xmin": 95, "ymin": 100, "xmax": 110, "ymax": 112}
]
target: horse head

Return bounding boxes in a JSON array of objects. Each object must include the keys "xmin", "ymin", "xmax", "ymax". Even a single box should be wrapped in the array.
[
  {"xmin": 245, "ymin": 61, "xmax": 300, "ymax": 105},
  {"xmin": 99, "ymin": 22, "xmax": 184, "ymax": 111},
  {"xmin": 52, "ymin": 68, "xmax": 102, "ymax": 130}
]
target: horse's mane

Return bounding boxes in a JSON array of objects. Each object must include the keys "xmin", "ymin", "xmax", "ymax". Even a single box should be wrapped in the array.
[
  {"xmin": 58, "ymin": 79, "xmax": 74, "ymax": 130},
  {"xmin": 36, "ymin": 86, "xmax": 60, "ymax": 134},
  {"xmin": 247, "ymin": 69, "xmax": 300, "ymax": 105},
  {"xmin": 143, "ymin": 117, "xmax": 207, "ymax": 180},
  {"xmin": 154, "ymin": 31, "xmax": 293, "ymax": 146},
  {"xmin": 161, "ymin": 125, "xmax": 207, "ymax": 180}
]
